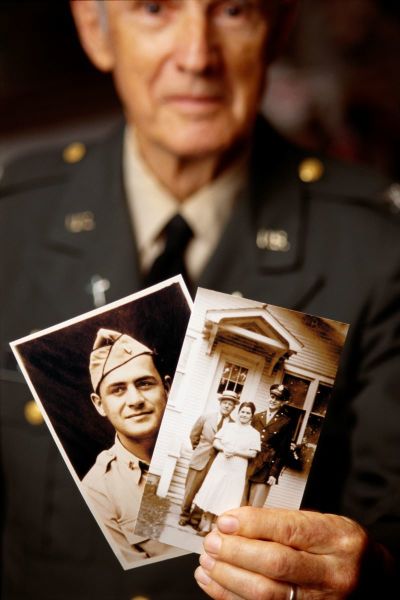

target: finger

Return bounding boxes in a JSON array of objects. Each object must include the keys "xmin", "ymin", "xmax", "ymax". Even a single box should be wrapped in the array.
[
  {"xmin": 216, "ymin": 507, "xmax": 358, "ymax": 554},
  {"xmin": 197, "ymin": 555, "xmax": 292, "ymax": 600},
  {"xmin": 195, "ymin": 566, "xmax": 245, "ymax": 600},
  {"xmin": 203, "ymin": 531, "xmax": 330, "ymax": 588}
]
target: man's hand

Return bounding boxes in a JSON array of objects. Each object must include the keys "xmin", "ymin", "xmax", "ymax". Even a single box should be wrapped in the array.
[{"xmin": 194, "ymin": 506, "xmax": 384, "ymax": 599}]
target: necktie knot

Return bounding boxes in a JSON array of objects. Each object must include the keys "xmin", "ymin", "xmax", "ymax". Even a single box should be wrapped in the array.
[
  {"xmin": 162, "ymin": 214, "xmax": 193, "ymax": 255},
  {"xmin": 143, "ymin": 214, "xmax": 194, "ymax": 292}
]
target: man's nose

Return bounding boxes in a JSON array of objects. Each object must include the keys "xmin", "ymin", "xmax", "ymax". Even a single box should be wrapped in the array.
[
  {"xmin": 174, "ymin": 14, "xmax": 219, "ymax": 74},
  {"xmin": 125, "ymin": 385, "xmax": 145, "ymax": 407}
]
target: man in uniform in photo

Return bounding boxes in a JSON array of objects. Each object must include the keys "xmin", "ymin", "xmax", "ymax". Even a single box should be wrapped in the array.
[
  {"xmin": 1, "ymin": 0, "xmax": 399, "ymax": 598},
  {"xmin": 83, "ymin": 328, "xmax": 172, "ymax": 565},
  {"xmin": 179, "ymin": 390, "xmax": 239, "ymax": 531},
  {"xmin": 247, "ymin": 383, "xmax": 297, "ymax": 507}
]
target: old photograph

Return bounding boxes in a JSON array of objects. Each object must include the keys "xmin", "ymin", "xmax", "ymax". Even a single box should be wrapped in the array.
[
  {"xmin": 135, "ymin": 288, "xmax": 349, "ymax": 554},
  {"xmin": 10, "ymin": 277, "xmax": 191, "ymax": 569}
]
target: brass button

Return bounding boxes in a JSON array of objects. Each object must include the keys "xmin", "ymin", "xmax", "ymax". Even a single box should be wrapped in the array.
[
  {"xmin": 62, "ymin": 142, "xmax": 86, "ymax": 164},
  {"xmin": 24, "ymin": 400, "xmax": 44, "ymax": 426},
  {"xmin": 131, "ymin": 596, "xmax": 150, "ymax": 600},
  {"xmin": 298, "ymin": 158, "xmax": 324, "ymax": 183}
]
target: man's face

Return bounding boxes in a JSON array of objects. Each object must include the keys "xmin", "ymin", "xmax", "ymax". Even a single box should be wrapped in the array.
[
  {"xmin": 93, "ymin": 354, "xmax": 168, "ymax": 443},
  {"xmin": 87, "ymin": 0, "xmax": 276, "ymax": 158},
  {"xmin": 268, "ymin": 392, "xmax": 286, "ymax": 412},
  {"xmin": 219, "ymin": 399, "xmax": 236, "ymax": 416}
]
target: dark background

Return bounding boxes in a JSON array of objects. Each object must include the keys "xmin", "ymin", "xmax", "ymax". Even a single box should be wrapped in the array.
[
  {"xmin": 14, "ymin": 282, "xmax": 191, "ymax": 480},
  {"xmin": 1, "ymin": 0, "xmax": 399, "ymax": 179}
]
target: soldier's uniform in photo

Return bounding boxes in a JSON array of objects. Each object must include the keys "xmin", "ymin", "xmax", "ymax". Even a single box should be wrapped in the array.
[
  {"xmin": 83, "ymin": 328, "xmax": 170, "ymax": 566},
  {"xmin": 248, "ymin": 384, "xmax": 297, "ymax": 506},
  {"xmin": 1, "ymin": 117, "xmax": 400, "ymax": 598}
]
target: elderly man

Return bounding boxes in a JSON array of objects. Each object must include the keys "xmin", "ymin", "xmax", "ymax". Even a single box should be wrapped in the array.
[
  {"xmin": 82, "ymin": 328, "xmax": 172, "ymax": 565},
  {"xmin": 179, "ymin": 389, "xmax": 239, "ymax": 530},
  {"xmin": 0, "ymin": 0, "xmax": 399, "ymax": 599}
]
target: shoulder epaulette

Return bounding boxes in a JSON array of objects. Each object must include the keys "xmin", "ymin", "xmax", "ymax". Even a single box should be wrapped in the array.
[
  {"xmin": 297, "ymin": 155, "xmax": 399, "ymax": 215},
  {"xmin": 0, "ymin": 140, "xmax": 91, "ymax": 197}
]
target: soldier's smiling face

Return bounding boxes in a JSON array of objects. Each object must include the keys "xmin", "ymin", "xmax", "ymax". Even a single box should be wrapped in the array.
[
  {"xmin": 92, "ymin": 354, "xmax": 169, "ymax": 444},
  {"xmin": 72, "ymin": 0, "xmax": 289, "ymax": 159},
  {"xmin": 268, "ymin": 392, "xmax": 286, "ymax": 412}
]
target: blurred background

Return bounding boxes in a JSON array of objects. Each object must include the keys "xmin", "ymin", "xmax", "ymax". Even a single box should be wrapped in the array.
[{"xmin": 1, "ymin": 0, "xmax": 399, "ymax": 180}]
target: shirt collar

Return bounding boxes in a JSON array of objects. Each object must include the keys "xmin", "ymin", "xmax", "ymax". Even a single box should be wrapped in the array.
[
  {"xmin": 123, "ymin": 126, "xmax": 248, "ymax": 261},
  {"xmin": 113, "ymin": 434, "xmax": 145, "ymax": 471}
]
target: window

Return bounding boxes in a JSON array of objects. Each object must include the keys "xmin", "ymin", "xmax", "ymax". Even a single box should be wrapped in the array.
[
  {"xmin": 282, "ymin": 373, "xmax": 310, "ymax": 409},
  {"xmin": 218, "ymin": 362, "xmax": 248, "ymax": 396}
]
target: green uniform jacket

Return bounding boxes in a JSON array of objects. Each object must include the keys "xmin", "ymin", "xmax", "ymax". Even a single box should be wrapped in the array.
[{"xmin": 1, "ymin": 118, "xmax": 399, "ymax": 598}]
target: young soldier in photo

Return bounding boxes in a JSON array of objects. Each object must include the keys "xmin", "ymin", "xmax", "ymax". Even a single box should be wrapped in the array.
[
  {"xmin": 247, "ymin": 383, "xmax": 297, "ymax": 507},
  {"xmin": 179, "ymin": 390, "xmax": 239, "ymax": 530},
  {"xmin": 83, "ymin": 328, "xmax": 171, "ymax": 564}
]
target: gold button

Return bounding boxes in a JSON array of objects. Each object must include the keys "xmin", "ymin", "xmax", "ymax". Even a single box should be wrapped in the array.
[
  {"xmin": 62, "ymin": 142, "xmax": 86, "ymax": 164},
  {"xmin": 24, "ymin": 400, "xmax": 44, "ymax": 426},
  {"xmin": 298, "ymin": 158, "xmax": 324, "ymax": 183},
  {"xmin": 131, "ymin": 597, "xmax": 150, "ymax": 600}
]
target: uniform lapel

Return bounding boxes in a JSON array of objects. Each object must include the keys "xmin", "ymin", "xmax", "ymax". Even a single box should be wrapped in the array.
[
  {"xmin": 199, "ymin": 118, "xmax": 325, "ymax": 312},
  {"xmin": 42, "ymin": 127, "xmax": 142, "ymax": 319}
]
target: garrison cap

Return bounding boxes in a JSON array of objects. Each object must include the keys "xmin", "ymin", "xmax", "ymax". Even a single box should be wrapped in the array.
[
  {"xmin": 218, "ymin": 390, "xmax": 240, "ymax": 404},
  {"xmin": 89, "ymin": 328, "xmax": 153, "ymax": 393},
  {"xmin": 270, "ymin": 383, "xmax": 290, "ymax": 401}
]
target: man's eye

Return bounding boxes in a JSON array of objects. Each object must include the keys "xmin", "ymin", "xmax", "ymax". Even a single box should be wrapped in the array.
[
  {"xmin": 111, "ymin": 386, "xmax": 126, "ymax": 395},
  {"xmin": 137, "ymin": 379, "xmax": 155, "ymax": 389},
  {"xmin": 224, "ymin": 3, "xmax": 244, "ymax": 17},
  {"xmin": 144, "ymin": 2, "xmax": 162, "ymax": 13}
]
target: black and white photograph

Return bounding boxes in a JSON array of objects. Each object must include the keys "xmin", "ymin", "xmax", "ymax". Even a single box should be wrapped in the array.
[
  {"xmin": 135, "ymin": 288, "xmax": 349, "ymax": 555},
  {"xmin": 10, "ymin": 277, "xmax": 191, "ymax": 570}
]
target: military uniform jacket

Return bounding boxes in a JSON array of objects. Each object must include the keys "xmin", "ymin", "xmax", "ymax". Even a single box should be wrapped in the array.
[
  {"xmin": 1, "ymin": 117, "xmax": 399, "ymax": 598},
  {"xmin": 82, "ymin": 436, "xmax": 169, "ymax": 567},
  {"xmin": 189, "ymin": 411, "xmax": 234, "ymax": 471},
  {"xmin": 248, "ymin": 409, "xmax": 296, "ymax": 484}
]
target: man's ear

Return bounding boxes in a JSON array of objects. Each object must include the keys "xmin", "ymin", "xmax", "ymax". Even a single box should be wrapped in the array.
[
  {"xmin": 163, "ymin": 375, "xmax": 172, "ymax": 395},
  {"xmin": 90, "ymin": 392, "xmax": 107, "ymax": 417},
  {"xmin": 70, "ymin": 0, "xmax": 114, "ymax": 72}
]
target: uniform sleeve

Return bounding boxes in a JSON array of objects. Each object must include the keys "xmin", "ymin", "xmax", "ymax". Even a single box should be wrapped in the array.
[{"xmin": 342, "ymin": 257, "xmax": 400, "ymax": 562}]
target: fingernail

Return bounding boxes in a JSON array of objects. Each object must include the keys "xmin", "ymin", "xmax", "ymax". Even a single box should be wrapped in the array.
[
  {"xmin": 217, "ymin": 515, "xmax": 239, "ymax": 533},
  {"xmin": 195, "ymin": 566, "xmax": 212, "ymax": 586},
  {"xmin": 200, "ymin": 552, "xmax": 216, "ymax": 572},
  {"xmin": 204, "ymin": 531, "xmax": 222, "ymax": 555}
]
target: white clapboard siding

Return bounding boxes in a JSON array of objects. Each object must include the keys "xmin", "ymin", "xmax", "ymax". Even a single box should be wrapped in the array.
[
  {"xmin": 267, "ymin": 469, "xmax": 307, "ymax": 509},
  {"xmin": 167, "ymin": 450, "xmax": 192, "ymax": 506}
]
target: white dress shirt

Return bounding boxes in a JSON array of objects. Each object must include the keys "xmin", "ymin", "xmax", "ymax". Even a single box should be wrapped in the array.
[{"xmin": 123, "ymin": 127, "xmax": 248, "ymax": 281}]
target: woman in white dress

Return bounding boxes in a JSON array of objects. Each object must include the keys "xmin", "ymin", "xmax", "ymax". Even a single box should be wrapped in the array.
[{"xmin": 194, "ymin": 402, "xmax": 261, "ymax": 534}]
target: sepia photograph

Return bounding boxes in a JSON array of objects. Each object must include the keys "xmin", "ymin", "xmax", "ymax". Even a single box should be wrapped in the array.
[
  {"xmin": 136, "ymin": 288, "xmax": 349, "ymax": 554},
  {"xmin": 10, "ymin": 277, "xmax": 191, "ymax": 569}
]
